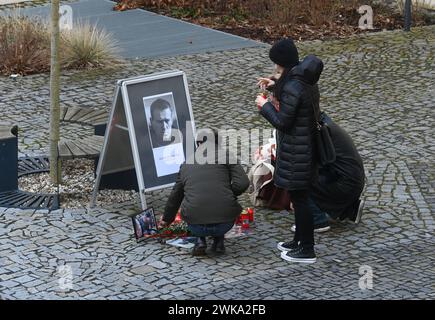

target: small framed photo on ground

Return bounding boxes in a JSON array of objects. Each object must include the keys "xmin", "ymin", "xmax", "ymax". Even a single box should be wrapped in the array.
[{"xmin": 131, "ymin": 207, "xmax": 158, "ymax": 241}]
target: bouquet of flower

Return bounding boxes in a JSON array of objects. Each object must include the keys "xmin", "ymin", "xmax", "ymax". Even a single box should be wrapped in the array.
[{"xmin": 157, "ymin": 212, "xmax": 190, "ymax": 242}]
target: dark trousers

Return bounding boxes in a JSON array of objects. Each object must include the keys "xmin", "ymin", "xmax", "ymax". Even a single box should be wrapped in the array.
[
  {"xmin": 187, "ymin": 223, "xmax": 234, "ymax": 238},
  {"xmin": 289, "ymin": 190, "xmax": 315, "ymax": 248},
  {"xmin": 309, "ymin": 197, "xmax": 329, "ymax": 225}
]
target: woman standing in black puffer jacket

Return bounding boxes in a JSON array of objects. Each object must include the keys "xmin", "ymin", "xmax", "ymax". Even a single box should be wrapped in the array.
[{"xmin": 256, "ymin": 38, "xmax": 324, "ymax": 264}]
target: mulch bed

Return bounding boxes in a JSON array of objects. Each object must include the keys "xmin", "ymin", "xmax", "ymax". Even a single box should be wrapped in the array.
[{"xmin": 112, "ymin": 1, "xmax": 434, "ymax": 43}]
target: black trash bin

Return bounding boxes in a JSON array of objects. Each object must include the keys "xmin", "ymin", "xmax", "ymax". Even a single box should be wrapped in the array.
[{"xmin": 0, "ymin": 126, "xmax": 18, "ymax": 192}]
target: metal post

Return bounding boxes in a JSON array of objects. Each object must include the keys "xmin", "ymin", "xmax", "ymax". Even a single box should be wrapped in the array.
[{"xmin": 404, "ymin": 0, "xmax": 412, "ymax": 32}]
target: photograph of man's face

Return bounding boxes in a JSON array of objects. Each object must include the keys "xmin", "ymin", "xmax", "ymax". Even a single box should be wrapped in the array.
[
  {"xmin": 144, "ymin": 94, "xmax": 180, "ymax": 149},
  {"xmin": 143, "ymin": 92, "xmax": 185, "ymax": 177},
  {"xmin": 150, "ymin": 100, "xmax": 173, "ymax": 146}
]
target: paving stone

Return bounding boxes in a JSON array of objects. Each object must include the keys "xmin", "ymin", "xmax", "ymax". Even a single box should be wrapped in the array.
[
  {"xmin": 1, "ymin": 280, "xmax": 20, "ymax": 288},
  {"xmin": 13, "ymin": 275, "xmax": 37, "ymax": 284},
  {"xmin": 148, "ymin": 261, "xmax": 167, "ymax": 270}
]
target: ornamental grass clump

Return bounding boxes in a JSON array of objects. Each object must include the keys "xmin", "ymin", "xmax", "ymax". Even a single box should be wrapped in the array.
[
  {"xmin": 0, "ymin": 16, "xmax": 122, "ymax": 76},
  {"xmin": 60, "ymin": 22, "xmax": 121, "ymax": 70},
  {"xmin": 0, "ymin": 15, "xmax": 50, "ymax": 75}
]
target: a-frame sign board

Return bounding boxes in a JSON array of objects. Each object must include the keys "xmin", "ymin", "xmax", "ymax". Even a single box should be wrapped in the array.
[{"xmin": 91, "ymin": 71, "xmax": 196, "ymax": 209}]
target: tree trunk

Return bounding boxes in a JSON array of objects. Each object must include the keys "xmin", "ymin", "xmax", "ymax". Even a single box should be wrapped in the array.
[{"xmin": 49, "ymin": 0, "xmax": 61, "ymax": 184}]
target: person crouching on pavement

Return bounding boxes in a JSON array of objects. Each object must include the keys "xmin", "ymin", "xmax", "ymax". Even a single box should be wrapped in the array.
[
  {"xmin": 158, "ymin": 129, "xmax": 250, "ymax": 256},
  {"xmin": 291, "ymin": 112, "xmax": 366, "ymax": 234}
]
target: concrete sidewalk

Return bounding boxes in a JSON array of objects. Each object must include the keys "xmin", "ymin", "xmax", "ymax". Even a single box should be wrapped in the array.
[{"xmin": 1, "ymin": 0, "xmax": 264, "ymax": 59}]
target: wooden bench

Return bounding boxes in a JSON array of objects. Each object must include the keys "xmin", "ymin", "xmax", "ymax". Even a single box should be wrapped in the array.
[
  {"xmin": 1, "ymin": 105, "xmax": 109, "ymax": 209},
  {"xmin": 58, "ymin": 105, "xmax": 108, "ymax": 160},
  {"xmin": 60, "ymin": 105, "xmax": 108, "ymax": 127},
  {"xmin": 58, "ymin": 135, "xmax": 105, "ymax": 160}
]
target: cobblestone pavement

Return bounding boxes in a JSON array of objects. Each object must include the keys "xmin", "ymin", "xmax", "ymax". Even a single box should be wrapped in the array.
[{"xmin": 0, "ymin": 26, "xmax": 434, "ymax": 299}]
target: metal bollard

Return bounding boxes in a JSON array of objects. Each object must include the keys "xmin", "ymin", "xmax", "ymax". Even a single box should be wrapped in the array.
[{"xmin": 404, "ymin": 0, "xmax": 412, "ymax": 31}]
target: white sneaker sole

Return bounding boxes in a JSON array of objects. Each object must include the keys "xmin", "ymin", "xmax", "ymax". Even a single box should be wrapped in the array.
[
  {"xmin": 277, "ymin": 242, "xmax": 298, "ymax": 252},
  {"xmin": 354, "ymin": 199, "xmax": 365, "ymax": 224},
  {"xmin": 291, "ymin": 225, "xmax": 331, "ymax": 233},
  {"xmin": 280, "ymin": 251, "xmax": 317, "ymax": 264}
]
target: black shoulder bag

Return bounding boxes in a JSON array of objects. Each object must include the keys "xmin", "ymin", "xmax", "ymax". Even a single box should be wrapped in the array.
[{"xmin": 311, "ymin": 95, "xmax": 336, "ymax": 166}]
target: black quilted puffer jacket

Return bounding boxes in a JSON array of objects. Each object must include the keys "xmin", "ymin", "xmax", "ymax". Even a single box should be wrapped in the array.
[{"xmin": 260, "ymin": 54, "xmax": 323, "ymax": 191}]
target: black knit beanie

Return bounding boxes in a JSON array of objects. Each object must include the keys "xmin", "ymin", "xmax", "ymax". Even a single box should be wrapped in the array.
[{"xmin": 269, "ymin": 38, "xmax": 299, "ymax": 69}]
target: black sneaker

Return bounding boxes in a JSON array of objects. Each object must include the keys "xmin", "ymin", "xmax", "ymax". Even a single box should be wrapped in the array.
[
  {"xmin": 210, "ymin": 236, "xmax": 225, "ymax": 254},
  {"xmin": 348, "ymin": 199, "xmax": 365, "ymax": 224},
  {"xmin": 280, "ymin": 246, "xmax": 317, "ymax": 264},
  {"xmin": 291, "ymin": 221, "xmax": 330, "ymax": 233},
  {"xmin": 277, "ymin": 240, "xmax": 299, "ymax": 252},
  {"xmin": 191, "ymin": 237, "xmax": 207, "ymax": 256}
]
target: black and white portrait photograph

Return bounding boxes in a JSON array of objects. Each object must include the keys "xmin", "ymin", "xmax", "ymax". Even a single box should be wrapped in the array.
[
  {"xmin": 144, "ymin": 92, "xmax": 181, "ymax": 149},
  {"xmin": 143, "ymin": 92, "xmax": 185, "ymax": 177}
]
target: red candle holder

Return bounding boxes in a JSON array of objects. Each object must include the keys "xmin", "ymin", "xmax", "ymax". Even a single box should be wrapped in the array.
[
  {"xmin": 247, "ymin": 207, "xmax": 254, "ymax": 222},
  {"xmin": 175, "ymin": 211, "xmax": 182, "ymax": 223},
  {"xmin": 235, "ymin": 216, "xmax": 242, "ymax": 225},
  {"xmin": 241, "ymin": 212, "xmax": 250, "ymax": 229}
]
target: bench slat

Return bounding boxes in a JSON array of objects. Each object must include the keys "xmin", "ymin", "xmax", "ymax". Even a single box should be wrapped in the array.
[
  {"xmin": 68, "ymin": 140, "xmax": 99, "ymax": 158},
  {"xmin": 57, "ymin": 136, "xmax": 104, "ymax": 160},
  {"xmin": 58, "ymin": 139, "xmax": 73, "ymax": 159},
  {"xmin": 63, "ymin": 140, "xmax": 87, "ymax": 159},
  {"xmin": 60, "ymin": 106, "xmax": 68, "ymax": 121},
  {"xmin": 69, "ymin": 108, "xmax": 95, "ymax": 123},
  {"xmin": 94, "ymin": 121, "xmax": 108, "ymax": 127},
  {"xmin": 64, "ymin": 106, "xmax": 83, "ymax": 122},
  {"xmin": 78, "ymin": 110, "xmax": 107, "ymax": 123},
  {"xmin": 81, "ymin": 135, "xmax": 105, "ymax": 147},
  {"xmin": 89, "ymin": 114, "xmax": 109, "ymax": 124},
  {"xmin": 79, "ymin": 137, "xmax": 104, "ymax": 153}
]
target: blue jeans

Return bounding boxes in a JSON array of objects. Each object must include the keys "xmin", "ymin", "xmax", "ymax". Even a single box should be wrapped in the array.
[
  {"xmin": 187, "ymin": 223, "xmax": 234, "ymax": 238},
  {"xmin": 308, "ymin": 197, "xmax": 329, "ymax": 225}
]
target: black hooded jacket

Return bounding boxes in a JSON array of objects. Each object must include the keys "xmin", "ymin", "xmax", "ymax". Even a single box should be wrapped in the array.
[
  {"xmin": 311, "ymin": 112, "xmax": 365, "ymax": 218},
  {"xmin": 260, "ymin": 55, "xmax": 324, "ymax": 190}
]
